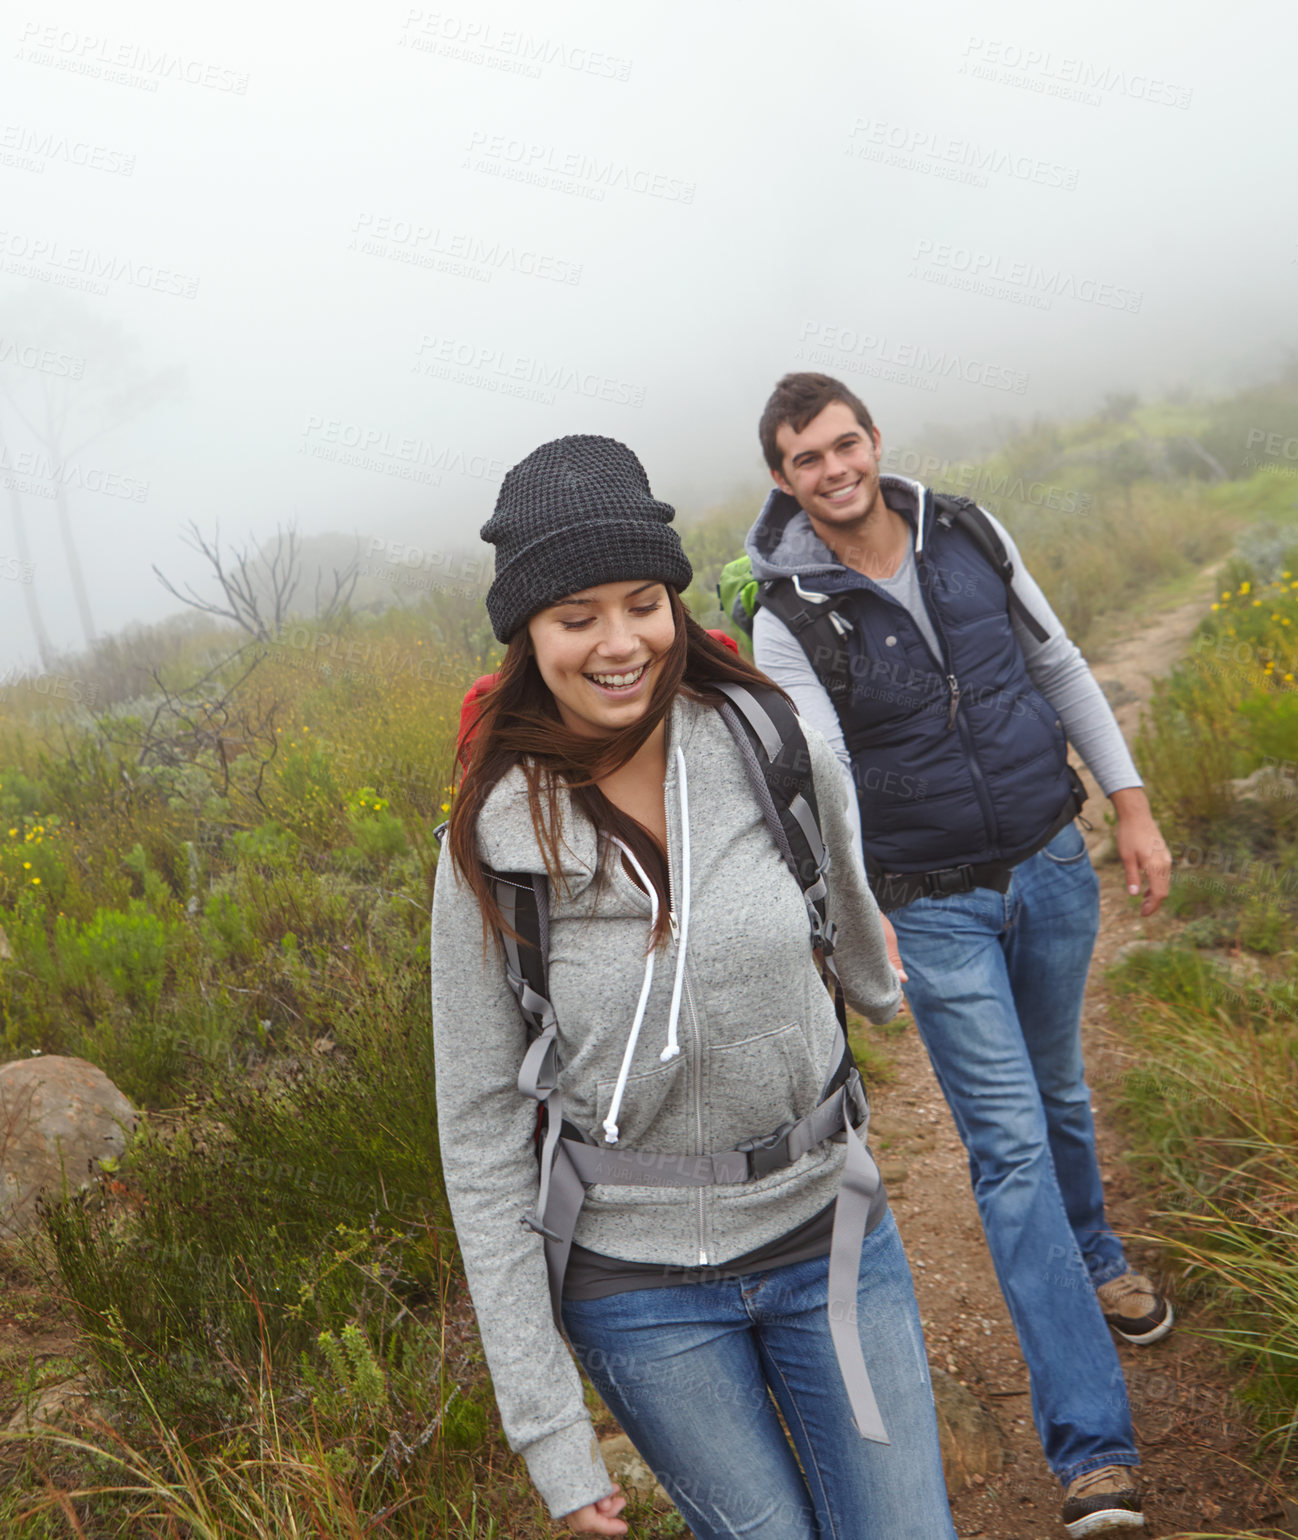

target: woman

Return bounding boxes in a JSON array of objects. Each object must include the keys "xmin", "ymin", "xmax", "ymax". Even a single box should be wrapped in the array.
[{"xmin": 431, "ymin": 435, "xmax": 954, "ymax": 1538}]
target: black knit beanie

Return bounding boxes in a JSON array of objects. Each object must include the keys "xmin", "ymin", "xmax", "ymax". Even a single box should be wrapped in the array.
[{"xmin": 481, "ymin": 435, "xmax": 693, "ymax": 642}]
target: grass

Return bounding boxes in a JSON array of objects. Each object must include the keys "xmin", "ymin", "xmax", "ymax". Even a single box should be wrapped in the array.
[
  {"xmin": 1107, "ymin": 519, "xmax": 1298, "ymax": 1490},
  {"xmin": 1107, "ymin": 956, "xmax": 1298, "ymax": 1480}
]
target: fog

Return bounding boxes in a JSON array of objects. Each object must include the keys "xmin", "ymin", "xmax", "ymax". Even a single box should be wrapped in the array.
[{"xmin": 0, "ymin": 0, "xmax": 1293, "ymax": 667}]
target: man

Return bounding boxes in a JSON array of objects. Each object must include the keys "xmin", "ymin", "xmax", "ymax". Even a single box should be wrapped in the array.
[{"xmin": 745, "ymin": 372, "xmax": 1173, "ymax": 1538}]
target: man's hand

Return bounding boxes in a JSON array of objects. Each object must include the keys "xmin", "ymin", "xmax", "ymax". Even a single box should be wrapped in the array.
[
  {"xmin": 1109, "ymin": 787, "xmax": 1171, "ymax": 917},
  {"xmin": 880, "ymin": 913, "xmax": 908, "ymax": 982},
  {"xmin": 564, "ymin": 1486, "xmax": 628, "ymax": 1535}
]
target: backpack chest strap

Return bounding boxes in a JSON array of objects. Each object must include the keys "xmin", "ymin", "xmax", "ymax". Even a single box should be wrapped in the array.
[
  {"xmin": 522, "ymin": 1042, "xmax": 889, "ymax": 1445},
  {"xmin": 559, "ymin": 1068, "xmax": 867, "ymax": 1188}
]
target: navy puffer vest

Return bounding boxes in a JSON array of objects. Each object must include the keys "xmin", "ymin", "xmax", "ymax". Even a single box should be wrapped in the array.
[{"xmin": 801, "ymin": 507, "xmax": 1076, "ymax": 874}]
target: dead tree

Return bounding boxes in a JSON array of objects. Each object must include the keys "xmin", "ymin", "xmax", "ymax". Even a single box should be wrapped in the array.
[
  {"xmin": 100, "ymin": 645, "xmax": 281, "ymax": 809},
  {"xmin": 153, "ymin": 522, "xmax": 359, "ymax": 641}
]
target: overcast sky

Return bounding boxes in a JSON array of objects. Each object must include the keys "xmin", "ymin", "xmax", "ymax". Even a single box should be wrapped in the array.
[{"xmin": 0, "ymin": 0, "xmax": 1293, "ymax": 668}]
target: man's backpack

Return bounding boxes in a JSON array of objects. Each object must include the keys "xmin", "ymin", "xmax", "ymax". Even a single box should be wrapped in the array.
[
  {"xmin": 436, "ymin": 677, "xmax": 891, "ymax": 1444},
  {"xmin": 720, "ymin": 492, "xmax": 1049, "ymax": 708}
]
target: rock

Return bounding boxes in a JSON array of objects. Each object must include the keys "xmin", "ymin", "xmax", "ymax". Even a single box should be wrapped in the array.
[
  {"xmin": 1109, "ymin": 940, "xmax": 1160, "ymax": 968},
  {"xmin": 929, "ymin": 1368, "xmax": 1006, "ymax": 1496},
  {"xmin": 1229, "ymin": 766, "xmax": 1298, "ymax": 803},
  {"xmin": 0, "ymin": 1056, "xmax": 136, "ymax": 1238},
  {"xmin": 880, "ymin": 1160, "xmax": 910, "ymax": 1189},
  {"xmin": 599, "ymin": 1432, "xmax": 674, "ymax": 1512},
  {"xmin": 6, "ymin": 1371, "xmax": 98, "ymax": 1433}
]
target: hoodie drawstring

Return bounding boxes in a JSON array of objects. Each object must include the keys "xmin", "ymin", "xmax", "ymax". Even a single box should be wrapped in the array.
[
  {"xmin": 601, "ymin": 746, "xmax": 690, "ymax": 1144},
  {"xmin": 661, "ymin": 747, "xmax": 689, "ymax": 1064}
]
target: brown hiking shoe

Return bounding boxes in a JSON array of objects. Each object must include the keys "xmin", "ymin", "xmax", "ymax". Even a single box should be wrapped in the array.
[
  {"xmin": 1095, "ymin": 1269, "xmax": 1174, "ymax": 1344},
  {"xmin": 1061, "ymin": 1464, "xmax": 1144, "ymax": 1535}
]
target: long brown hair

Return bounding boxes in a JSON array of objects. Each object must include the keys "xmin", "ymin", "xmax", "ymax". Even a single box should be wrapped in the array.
[{"xmin": 447, "ymin": 587, "xmax": 785, "ymax": 949}]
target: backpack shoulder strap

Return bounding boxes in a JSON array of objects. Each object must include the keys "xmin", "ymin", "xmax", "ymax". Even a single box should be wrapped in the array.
[
  {"xmin": 756, "ymin": 577, "xmax": 858, "ymax": 710},
  {"xmin": 433, "ymin": 813, "xmax": 555, "ymax": 1037},
  {"xmin": 931, "ymin": 493, "xmax": 1050, "ymax": 643},
  {"xmin": 710, "ymin": 681, "xmax": 835, "ymax": 959},
  {"xmin": 483, "ymin": 868, "xmax": 553, "ymax": 1040}
]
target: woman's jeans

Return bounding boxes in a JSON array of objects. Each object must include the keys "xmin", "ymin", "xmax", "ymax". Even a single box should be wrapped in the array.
[
  {"xmin": 562, "ymin": 1209, "xmax": 956, "ymax": 1540},
  {"xmin": 888, "ymin": 820, "xmax": 1139, "ymax": 1483}
]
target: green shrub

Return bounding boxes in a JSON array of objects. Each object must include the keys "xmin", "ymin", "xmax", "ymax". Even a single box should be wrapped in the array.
[
  {"xmin": 80, "ymin": 901, "xmax": 179, "ymax": 1011},
  {"xmin": 201, "ymin": 888, "xmax": 257, "ymax": 965}
]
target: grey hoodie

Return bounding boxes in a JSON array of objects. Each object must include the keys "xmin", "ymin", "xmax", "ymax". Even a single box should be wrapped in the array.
[{"xmin": 430, "ymin": 691, "xmax": 901, "ymax": 1519}]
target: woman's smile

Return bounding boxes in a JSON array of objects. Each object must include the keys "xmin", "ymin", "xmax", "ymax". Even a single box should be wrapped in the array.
[{"xmin": 528, "ymin": 579, "xmax": 674, "ymax": 737}]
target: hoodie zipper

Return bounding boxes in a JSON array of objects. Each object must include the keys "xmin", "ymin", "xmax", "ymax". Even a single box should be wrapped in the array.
[
  {"xmin": 684, "ymin": 968, "xmax": 707, "ymax": 1265},
  {"xmin": 664, "ymin": 771, "xmax": 708, "ymax": 1267}
]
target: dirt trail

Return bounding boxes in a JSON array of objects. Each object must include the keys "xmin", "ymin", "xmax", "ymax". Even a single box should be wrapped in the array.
[{"xmin": 877, "ymin": 559, "xmax": 1292, "ymax": 1538}]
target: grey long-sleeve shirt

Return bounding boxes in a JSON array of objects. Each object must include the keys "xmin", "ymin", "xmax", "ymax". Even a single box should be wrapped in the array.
[{"xmin": 752, "ymin": 492, "xmax": 1140, "ymax": 799}]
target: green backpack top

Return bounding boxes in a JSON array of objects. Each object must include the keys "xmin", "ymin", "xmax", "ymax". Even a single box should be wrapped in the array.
[{"xmin": 717, "ymin": 555, "xmax": 760, "ymax": 639}]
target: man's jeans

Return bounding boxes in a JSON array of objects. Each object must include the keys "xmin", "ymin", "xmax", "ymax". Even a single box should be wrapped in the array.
[
  {"xmin": 888, "ymin": 819, "xmax": 1138, "ymax": 1482},
  {"xmin": 562, "ymin": 1210, "xmax": 956, "ymax": 1540}
]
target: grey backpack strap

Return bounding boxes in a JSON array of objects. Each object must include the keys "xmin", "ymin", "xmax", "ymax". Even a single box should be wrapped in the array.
[
  {"xmin": 711, "ymin": 681, "xmax": 846, "ymax": 1031},
  {"xmin": 490, "ymin": 870, "xmax": 577, "ymax": 1330}
]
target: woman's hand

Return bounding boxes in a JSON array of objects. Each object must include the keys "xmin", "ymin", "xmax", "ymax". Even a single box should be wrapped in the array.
[
  {"xmin": 880, "ymin": 913, "xmax": 908, "ymax": 983},
  {"xmin": 563, "ymin": 1485, "xmax": 628, "ymax": 1534}
]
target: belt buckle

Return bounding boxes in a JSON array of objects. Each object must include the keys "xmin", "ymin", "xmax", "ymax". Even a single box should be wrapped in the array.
[
  {"xmin": 930, "ymin": 864, "xmax": 975, "ymax": 896},
  {"xmin": 739, "ymin": 1122, "xmax": 795, "ymax": 1179}
]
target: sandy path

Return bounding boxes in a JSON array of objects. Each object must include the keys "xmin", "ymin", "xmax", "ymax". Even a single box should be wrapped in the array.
[{"xmin": 877, "ymin": 559, "xmax": 1290, "ymax": 1539}]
